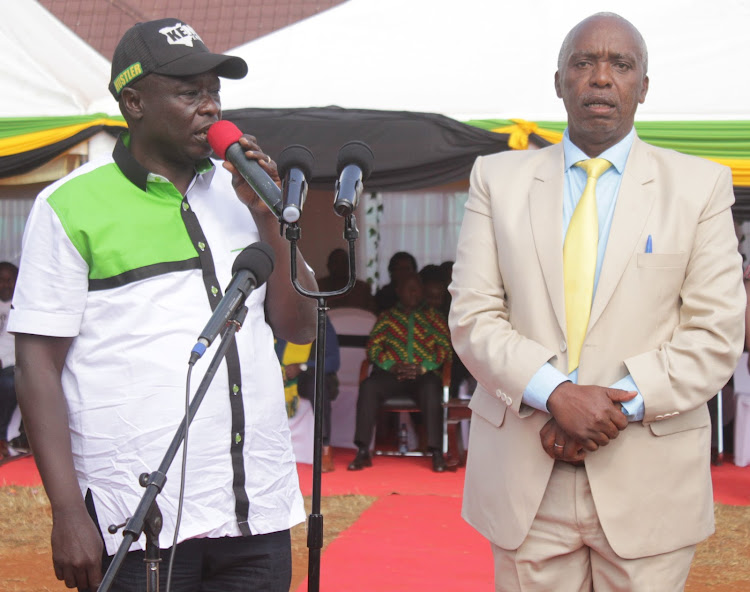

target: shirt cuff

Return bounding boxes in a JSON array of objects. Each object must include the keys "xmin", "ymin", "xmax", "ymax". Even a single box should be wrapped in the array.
[
  {"xmin": 610, "ymin": 374, "xmax": 644, "ymax": 421},
  {"xmin": 522, "ymin": 363, "xmax": 570, "ymax": 413}
]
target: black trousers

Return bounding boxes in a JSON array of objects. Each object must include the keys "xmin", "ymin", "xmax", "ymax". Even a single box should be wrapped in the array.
[
  {"xmin": 0, "ymin": 366, "xmax": 16, "ymax": 441},
  {"xmin": 354, "ymin": 366, "xmax": 443, "ymax": 451},
  {"xmin": 81, "ymin": 492, "xmax": 291, "ymax": 592}
]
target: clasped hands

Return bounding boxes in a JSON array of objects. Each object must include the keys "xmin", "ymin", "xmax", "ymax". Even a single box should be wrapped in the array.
[
  {"xmin": 391, "ymin": 363, "xmax": 426, "ymax": 382},
  {"xmin": 540, "ymin": 382, "xmax": 637, "ymax": 463}
]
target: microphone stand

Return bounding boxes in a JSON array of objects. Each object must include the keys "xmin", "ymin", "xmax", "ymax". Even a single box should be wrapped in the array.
[
  {"xmin": 99, "ymin": 306, "xmax": 249, "ymax": 592},
  {"xmin": 284, "ymin": 215, "xmax": 359, "ymax": 592}
]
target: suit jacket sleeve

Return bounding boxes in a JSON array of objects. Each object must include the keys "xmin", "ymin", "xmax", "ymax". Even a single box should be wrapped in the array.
[
  {"xmin": 624, "ymin": 164, "xmax": 745, "ymax": 422},
  {"xmin": 448, "ymin": 154, "xmax": 555, "ymax": 418}
]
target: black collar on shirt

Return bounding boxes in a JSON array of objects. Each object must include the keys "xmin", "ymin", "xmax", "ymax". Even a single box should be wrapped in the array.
[{"xmin": 112, "ymin": 132, "xmax": 214, "ymax": 192}]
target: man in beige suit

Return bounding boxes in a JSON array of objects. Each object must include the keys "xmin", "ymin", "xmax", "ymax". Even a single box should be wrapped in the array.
[{"xmin": 449, "ymin": 12, "xmax": 745, "ymax": 592}]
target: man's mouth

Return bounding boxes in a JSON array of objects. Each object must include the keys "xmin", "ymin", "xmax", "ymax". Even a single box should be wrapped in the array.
[
  {"xmin": 195, "ymin": 125, "xmax": 212, "ymax": 142},
  {"xmin": 583, "ymin": 98, "xmax": 615, "ymax": 113}
]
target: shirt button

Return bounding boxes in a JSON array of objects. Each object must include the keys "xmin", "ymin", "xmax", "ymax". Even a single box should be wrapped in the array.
[{"xmin": 198, "ymin": 241, "xmax": 206, "ymax": 251}]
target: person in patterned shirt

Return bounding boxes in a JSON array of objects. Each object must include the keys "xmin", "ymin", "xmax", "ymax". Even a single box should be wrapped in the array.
[{"xmin": 348, "ymin": 272, "xmax": 452, "ymax": 472}]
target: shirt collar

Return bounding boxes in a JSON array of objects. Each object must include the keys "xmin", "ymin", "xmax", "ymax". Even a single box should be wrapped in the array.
[
  {"xmin": 562, "ymin": 127, "xmax": 636, "ymax": 175},
  {"xmin": 395, "ymin": 301, "xmax": 425, "ymax": 314},
  {"xmin": 112, "ymin": 132, "xmax": 216, "ymax": 192}
]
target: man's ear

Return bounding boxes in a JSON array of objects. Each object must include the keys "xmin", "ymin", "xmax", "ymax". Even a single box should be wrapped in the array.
[
  {"xmin": 120, "ymin": 87, "xmax": 144, "ymax": 121},
  {"xmin": 554, "ymin": 71, "xmax": 562, "ymax": 99}
]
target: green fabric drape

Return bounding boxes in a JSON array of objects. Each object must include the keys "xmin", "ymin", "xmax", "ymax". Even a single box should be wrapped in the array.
[{"xmin": 466, "ymin": 119, "xmax": 750, "ymax": 160}]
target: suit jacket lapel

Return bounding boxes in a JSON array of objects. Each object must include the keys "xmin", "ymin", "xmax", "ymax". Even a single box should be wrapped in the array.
[
  {"xmin": 588, "ymin": 137, "xmax": 656, "ymax": 331},
  {"xmin": 529, "ymin": 144, "xmax": 567, "ymax": 336}
]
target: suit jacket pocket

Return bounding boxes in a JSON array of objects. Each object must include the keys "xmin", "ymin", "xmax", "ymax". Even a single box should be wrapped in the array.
[
  {"xmin": 468, "ymin": 385, "xmax": 508, "ymax": 427},
  {"xmin": 637, "ymin": 252, "xmax": 688, "ymax": 269},
  {"xmin": 648, "ymin": 407, "xmax": 709, "ymax": 436}
]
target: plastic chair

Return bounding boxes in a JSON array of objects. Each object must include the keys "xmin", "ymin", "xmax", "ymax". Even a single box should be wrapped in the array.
[{"xmin": 358, "ymin": 359, "xmax": 451, "ymax": 457}]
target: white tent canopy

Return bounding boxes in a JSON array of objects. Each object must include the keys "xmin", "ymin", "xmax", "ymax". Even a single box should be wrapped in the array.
[
  {"xmin": 0, "ymin": 0, "xmax": 112, "ymax": 117},
  {"xmin": 220, "ymin": 0, "xmax": 750, "ymax": 122}
]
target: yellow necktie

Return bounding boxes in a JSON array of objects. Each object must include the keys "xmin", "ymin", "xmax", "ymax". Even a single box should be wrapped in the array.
[{"xmin": 563, "ymin": 158, "xmax": 612, "ymax": 373}]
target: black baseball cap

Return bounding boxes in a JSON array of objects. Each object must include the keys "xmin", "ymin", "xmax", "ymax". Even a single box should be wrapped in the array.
[{"xmin": 109, "ymin": 18, "xmax": 248, "ymax": 99}]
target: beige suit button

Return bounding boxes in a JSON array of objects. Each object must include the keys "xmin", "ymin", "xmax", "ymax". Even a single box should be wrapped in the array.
[
  {"xmin": 655, "ymin": 415, "xmax": 664, "ymax": 420},
  {"xmin": 495, "ymin": 389, "xmax": 503, "ymax": 399},
  {"xmin": 506, "ymin": 396, "xmax": 513, "ymax": 405},
  {"xmin": 560, "ymin": 341, "xmax": 567, "ymax": 352}
]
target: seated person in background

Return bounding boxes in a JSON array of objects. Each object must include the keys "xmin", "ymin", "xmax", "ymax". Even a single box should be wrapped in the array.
[
  {"xmin": 349, "ymin": 272, "xmax": 452, "ymax": 473},
  {"xmin": 423, "ymin": 260, "xmax": 477, "ymax": 399},
  {"xmin": 276, "ymin": 315, "xmax": 340, "ymax": 472},
  {"xmin": 317, "ymin": 248, "xmax": 375, "ymax": 312},
  {"xmin": 0, "ymin": 262, "xmax": 18, "ymax": 460},
  {"xmin": 374, "ymin": 251, "xmax": 418, "ymax": 313},
  {"xmin": 419, "ymin": 264, "xmax": 450, "ymax": 318}
]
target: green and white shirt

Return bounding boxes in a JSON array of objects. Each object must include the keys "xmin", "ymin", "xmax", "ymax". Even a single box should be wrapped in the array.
[{"xmin": 9, "ymin": 135, "xmax": 304, "ymax": 555}]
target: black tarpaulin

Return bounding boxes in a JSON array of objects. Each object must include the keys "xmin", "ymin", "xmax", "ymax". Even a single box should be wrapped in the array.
[{"xmin": 223, "ymin": 106, "xmax": 530, "ymax": 191}]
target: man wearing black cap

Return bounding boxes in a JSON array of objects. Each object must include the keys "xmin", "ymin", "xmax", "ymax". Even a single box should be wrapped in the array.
[{"xmin": 9, "ymin": 18, "xmax": 317, "ymax": 591}]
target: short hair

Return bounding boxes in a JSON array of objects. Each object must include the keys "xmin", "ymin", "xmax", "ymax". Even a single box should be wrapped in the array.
[
  {"xmin": 0, "ymin": 261, "xmax": 18, "ymax": 278},
  {"xmin": 419, "ymin": 264, "xmax": 445, "ymax": 285},
  {"xmin": 327, "ymin": 248, "xmax": 347, "ymax": 266},
  {"xmin": 557, "ymin": 12, "xmax": 648, "ymax": 75},
  {"xmin": 387, "ymin": 251, "xmax": 417, "ymax": 275}
]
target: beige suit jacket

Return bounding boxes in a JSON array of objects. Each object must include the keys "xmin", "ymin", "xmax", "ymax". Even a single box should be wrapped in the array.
[{"xmin": 449, "ymin": 137, "xmax": 745, "ymax": 559}]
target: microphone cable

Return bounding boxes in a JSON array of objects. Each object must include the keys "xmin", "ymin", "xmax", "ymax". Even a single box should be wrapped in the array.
[{"xmin": 164, "ymin": 364, "xmax": 193, "ymax": 592}]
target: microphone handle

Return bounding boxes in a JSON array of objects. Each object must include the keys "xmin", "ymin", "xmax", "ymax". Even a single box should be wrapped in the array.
[
  {"xmin": 333, "ymin": 165, "xmax": 364, "ymax": 216},
  {"xmin": 225, "ymin": 143, "xmax": 283, "ymax": 220},
  {"xmin": 282, "ymin": 168, "xmax": 309, "ymax": 223},
  {"xmin": 193, "ymin": 270, "xmax": 257, "ymax": 358}
]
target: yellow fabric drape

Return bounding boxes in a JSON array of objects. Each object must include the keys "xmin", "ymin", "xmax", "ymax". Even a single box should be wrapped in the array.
[
  {"xmin": 278, "ymin": 341, "xmax": 313, "ymax": 418},
  {"xmin": 492, "ymin": 119, "xmax": 749, "ymax": 187},
  {"xmin": 708, "ymin": 157, "xmax": 750, "ymax": 187},
  {"xmin": 0, "ymin": 118, "xmax": 127, "ymax": 157},
  {"xmin": 491, "ymin": 119, "xmax": 563, "ymax": 149}
]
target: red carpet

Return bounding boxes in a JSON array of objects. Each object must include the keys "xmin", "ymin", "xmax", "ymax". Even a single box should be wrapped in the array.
[
  {"xmin": 3, "ymin": 449, "xmax": 749, "ymax": 592},
  {"xmin": 709, "ymin": 457, "xmax": 750, "ymax": 505},
  {"xmin": 305, "ymin": 495, "xmax": 493, "ymax": 591},
  {"xmin": 0, "ymin": 454, "xmax": 38, "ymax": 487}
]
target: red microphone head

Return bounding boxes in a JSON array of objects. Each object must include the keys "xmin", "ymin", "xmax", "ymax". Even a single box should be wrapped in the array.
[{"xmin": 207, "ymin": 120, "xmax": 243, "ymax": 160}]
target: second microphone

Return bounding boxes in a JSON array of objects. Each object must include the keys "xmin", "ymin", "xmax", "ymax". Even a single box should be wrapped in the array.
[{"xmin": 277, "ymin": 145, "xmax": 315, "ymax": 224}]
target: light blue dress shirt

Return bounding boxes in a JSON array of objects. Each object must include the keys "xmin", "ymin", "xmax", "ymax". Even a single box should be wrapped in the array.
[{"xmin": 522, "ymin": 128, "xmax": 645, "ymax": 421}]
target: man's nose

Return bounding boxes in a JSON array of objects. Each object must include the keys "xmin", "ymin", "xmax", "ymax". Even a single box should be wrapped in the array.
[
  {"xmin": 199, "ymin": 92, "xmax": 221, "ymax": 115},
  {"xmin": 590, "ymin": 62, "xmax": 613, "ymax": 86}
]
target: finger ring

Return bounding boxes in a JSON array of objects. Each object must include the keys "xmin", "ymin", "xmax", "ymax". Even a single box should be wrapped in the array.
[
  {"xmin": 265, "ymin": 155, "xmax": 271, "ymax": 163},
  {"xmin": 554, "ymin": 443, "xmax": 563, "ymax": 449}
]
